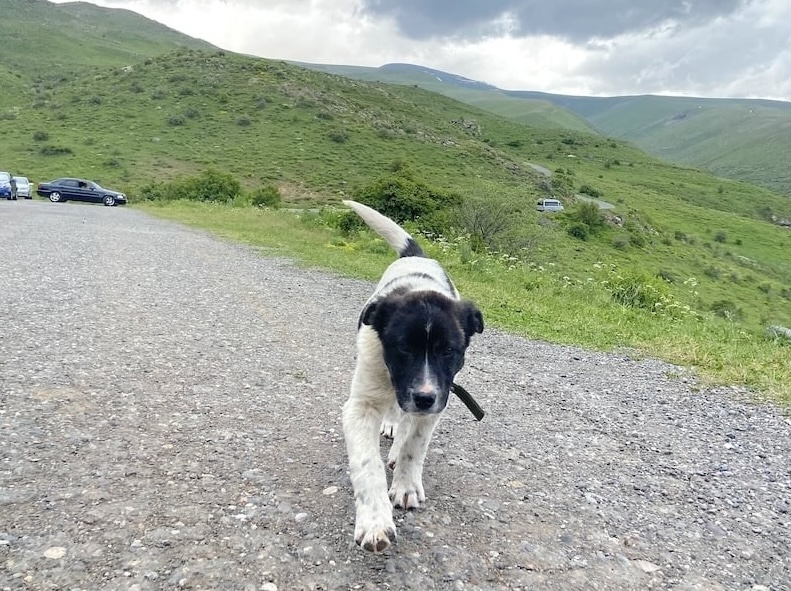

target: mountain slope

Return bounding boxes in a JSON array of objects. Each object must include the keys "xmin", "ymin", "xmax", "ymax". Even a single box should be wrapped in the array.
[
  {"xmin": 506, "ymin": 91, "xmax": 791, "ymax": 196},
  {"xmin": 300, "ymin": 62, "xmax": 791, "ymax": 195},
  {"xmin": 0, "ymin": 0, "xmax": 215, "ymax": 81},
  {"xmin": 298, "ymin": 62, "xmax": 596, "ymax": 133}
]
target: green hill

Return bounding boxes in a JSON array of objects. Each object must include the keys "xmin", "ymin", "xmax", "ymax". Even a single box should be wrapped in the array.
[
  {"xmin": 299, "ymin": 62, "xmax": 596, "ymax": 133},
  {"xmin": 506, "ymin": 91, "xmax": 791, "ymax": 195},
  {"xmin": 0, "ymin": 0, "xmax": 214, "ymax": 83},
  {"xmin": 2, "ymin": 47, "xmax": 789, "ymax": 336}
]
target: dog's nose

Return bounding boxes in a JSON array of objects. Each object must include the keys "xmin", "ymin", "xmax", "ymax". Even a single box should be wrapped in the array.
[{"xmin": 412, "ymin": 391, "xmax": 436, "ymax": 411}]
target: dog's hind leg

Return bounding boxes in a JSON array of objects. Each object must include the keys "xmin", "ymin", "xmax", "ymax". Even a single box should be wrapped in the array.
[
  {"xmin": 343, "ymin": 395, "xmax": 397, "ymax": 553},
  {"xmin": 388, "ymin": 413, "xmax": 441, "ymax": 510}
]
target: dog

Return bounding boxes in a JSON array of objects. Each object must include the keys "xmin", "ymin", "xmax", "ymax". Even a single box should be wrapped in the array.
[{"xmin": 341, "ymin": 200, "xmax": 484, "ymax": 553}]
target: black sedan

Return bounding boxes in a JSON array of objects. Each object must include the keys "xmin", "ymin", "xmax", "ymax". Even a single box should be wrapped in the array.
[{"xmin": 36, "ymin": 178, "xmax": 127, "ymax": 206}]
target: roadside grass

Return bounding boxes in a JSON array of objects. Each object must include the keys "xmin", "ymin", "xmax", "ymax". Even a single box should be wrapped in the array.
[{"xmin": 138, "ymin": 200, "xmax": 791, "ymax": 404}]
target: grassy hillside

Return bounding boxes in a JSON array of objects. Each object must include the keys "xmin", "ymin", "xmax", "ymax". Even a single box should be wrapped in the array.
[
  {"xmin": 2, "ymin": 47, "xmax": 789, "ymax": 343},
  {"xmin": 300, "ymin": 62, "xmax": 595, "ymax": 133},
  {"xmin": 507, "ymin": 91, "xmax": 791, "ymax": 196},
  {"xmin": 300, "ymin": 62, "xmax": 791, "ymax": 195},
  {"xmin": 0, "ymin": 0, "xmax": 214, "ymax": 84}
]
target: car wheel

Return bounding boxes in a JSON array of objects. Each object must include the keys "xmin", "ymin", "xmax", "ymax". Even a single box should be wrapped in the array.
[
  {"xmin": 103, "ymin": 195, "xmax": 116, "ymax": 206},
  {"xmin": 49, "ymin": 191, "xmax": 62, "ymax": 203},
  {"xmin": 24, "ymin": 196, "xmax": 32, "ymax": 200}
]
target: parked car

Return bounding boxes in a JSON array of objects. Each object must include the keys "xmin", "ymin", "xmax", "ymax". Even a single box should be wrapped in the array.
[
  {"xmin": 0, "ymin": 171, "xmax": 17, "ymax": 200},
  {"xmin": 12, "ymin": 176, "xmax": 32, "ymax": 199},
  {"xmin": 536, "ymin": 198, "xmax": 564, "ymax": 212},
  {"xmin": 36, "ymin": 177, "xmax": 127, "ymax": 206}
]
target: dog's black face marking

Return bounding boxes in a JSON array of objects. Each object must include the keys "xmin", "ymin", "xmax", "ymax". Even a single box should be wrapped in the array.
[{"xmin": 363, "ymin": 291, "xmax": 484, "ymax": 414}]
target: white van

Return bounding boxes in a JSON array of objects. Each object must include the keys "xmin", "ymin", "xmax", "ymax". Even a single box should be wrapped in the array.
[{"xmin": 536, "ymin": 198, "xmax": 564, "ymax": 212}]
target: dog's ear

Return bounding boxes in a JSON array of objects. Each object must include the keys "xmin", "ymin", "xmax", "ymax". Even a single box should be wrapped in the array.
[
  {"xmin": 360, "ymin": 298, "xmax": 397, "ymax": 333},
  {"xmin": 457, "ymin": 300, "xmax": 484, "ymax": 340}
]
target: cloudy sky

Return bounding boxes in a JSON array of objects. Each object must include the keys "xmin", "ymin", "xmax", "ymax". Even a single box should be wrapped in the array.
[{"xmin": 52, "ymin": 0, "xmax": 791, "ymax": 100}]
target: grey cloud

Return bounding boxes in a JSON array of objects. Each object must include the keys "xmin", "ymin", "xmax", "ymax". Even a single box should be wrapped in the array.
[{"xmin": 361, "ymin": 0, "xmax": 747, "ymax": 42}]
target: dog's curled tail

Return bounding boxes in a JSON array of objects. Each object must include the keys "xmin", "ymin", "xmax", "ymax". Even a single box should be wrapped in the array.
[{"xmin": 342, "ymin": 200, "xmax": 425, "ymax": 258}]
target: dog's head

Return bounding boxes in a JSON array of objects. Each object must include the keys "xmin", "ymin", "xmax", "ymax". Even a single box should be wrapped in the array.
[{"xmin": 361, "ymin": 291, "xmax": 484, "ymax": 414}]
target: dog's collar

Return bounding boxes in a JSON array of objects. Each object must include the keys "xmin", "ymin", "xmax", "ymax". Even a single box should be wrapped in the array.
[{"xmin": 451, "ymin": 383, "xmax": 485, "ymax": 421}]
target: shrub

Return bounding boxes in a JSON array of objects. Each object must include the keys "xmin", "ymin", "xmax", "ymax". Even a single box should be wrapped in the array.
[
  {"xmin": 452, "ymin": 189, "xmax": 531, "ymax": 252},
  {"xmin": 714, "ymin": 230, "xmax": 728, "ymax": 243},
  {"xmin": 608, "ymin": 272, "xmax": 670, "ymax": 311},
  {"xmin": 567, "ymin": 222, "xmax": 589, "ymax": 240},
  {"xmin": 337, "ymin": 211, "xmax": 365, "ymax": 236},
  {"xmin": 704, "ymin": 266, "xmax": 722, "ymax": 280},
  {"xmin": 611, "ymin": 236, "xmax": 628, "ymax": 249},
  {"xmin": 39, "ymin": 145, "xmax": 72, "ymax": 156},
  {"xmin": 237, "ymin": 116, "xmax": 252, "ymax": 127},
  {"xmin": 629, "ymin": 232, "xmax": 647, "ymax": 248},
  {"xmin": 578, "ymin": 184, "xmax": 602, "ymax": 198},
  {"xmin": 250, "ymin": 185, "xmax": 282, "ymax": 208},
  {"xmin": 709, "ymin": 299, "xmax": 743, "ymax": 321},
  {"xmin": 328, "ymin": 128, "xmax": 349, "ymax": 143},
  {"xmin": 33, "ymin": 130, "xmax": 49, "ymax": 141},
  {"xmin": 570, "ymin": 201, "xmax": 604, "ymax": 234},
  {"xmin": 185, "ymin": 108, "xmax": 199, "ymax": 119},
  {"xmin": 167, "ymin": 115, "xmax": 185, "ymax": 126},
  {"xmin": 353, "ymin": 165, "xmax": 461, "ymax": 234},
  {"xmin": 139, "ymin": 169, "xmax": 242, "ymax": 203}
]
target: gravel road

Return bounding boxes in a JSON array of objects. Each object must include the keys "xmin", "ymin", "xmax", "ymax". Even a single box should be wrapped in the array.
[{"xmin": 1, "ymin": 201, "xmax": 790, "ymax": 591}]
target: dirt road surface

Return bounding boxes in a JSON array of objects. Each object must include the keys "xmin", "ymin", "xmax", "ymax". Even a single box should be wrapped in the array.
[{"xmin": 1, "ymin": 201, "xmax": 789, "ymax": 590}]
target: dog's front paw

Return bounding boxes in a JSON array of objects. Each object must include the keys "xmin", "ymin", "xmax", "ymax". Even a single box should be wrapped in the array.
[
  {"xmin": 354, "ymin": 507, "xmax": 397, "ymax": 553},
  {"xmin": 389, "ymin": 475, "xmax": 425, "ymax": 510},
  {"xmin": 380, "ymin": 420, "xmax": 398, "ymax": 439}
]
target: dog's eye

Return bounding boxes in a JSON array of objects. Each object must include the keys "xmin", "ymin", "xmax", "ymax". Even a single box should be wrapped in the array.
[{"xmin": 442, "ymin": 346, "xmax": 456, "ymax": 357}]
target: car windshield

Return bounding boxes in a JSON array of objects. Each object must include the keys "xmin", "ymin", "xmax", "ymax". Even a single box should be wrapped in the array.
[
  {"xmin": 0, "ymin": 173, "xmax": 10, "ymax": 182},
  {"xmin": 14, "ymin": 177, "xmax": 29, "ymax": 185}
]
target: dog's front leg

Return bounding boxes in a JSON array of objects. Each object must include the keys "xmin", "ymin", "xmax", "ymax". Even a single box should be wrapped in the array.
[
  {"xmin": 388, "ymin": 413, "xmax": 441, "ymax": 510},
  {"xmin": 343, "ymin": 398, "xmax": 396, "ymax": 553}
]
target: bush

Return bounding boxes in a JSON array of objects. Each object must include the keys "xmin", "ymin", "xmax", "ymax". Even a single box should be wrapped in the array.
[
  {"xmin": 709, "ymin": 299, "xmax": 743, "ymax": 321},
  {"xmin": 353, "ymin": 165, "xmax": 461, "ymax": 234},
  {"xmin": 39, "ymin": 145, "xmax": 72, "ymax": 156},
  {"xmin": 578, "ymin": 184, "xmax": 602, "ymax": 198},
  {"xmin": 328, "ymin": 128, "xmax": 349, "ymax": 143},
  {"xmin": 140, "ymin": 169, "xmax": 242, "ymax": 203},
  {"xmin": 250, "ymin": 185, "xmax": 281, "ymax": 208},
  {"xmin": 237, "ymin": 116, "xmax": 252, "ymax": 127},
  {"xmin": 608, "ymin": 272, "xmax": 670, "ymax": 311},
  {"xmin": 167, "ymin": 115, "xmax": 185, "ymax": 126},
  {"xmin": 452, "ymin": 189, "xmax": 532, "ymax": 252},
  {"xmin": 714, "ymin": 230, "xmax": 728, "ymax": 243},
  {"xmin": 337, "ymin": 211, "xmax": 365, "ymax": 236},
  {"xmin": 611, "ymin": 236, "xmax": 628, "ymax": 249},
  {"xmin": 33, "ymin": 130, "xmax": 49, "ymax": 142},
  {"xmin": 567, "ymin": 222, "xmax": 589, "ymax": 240}
]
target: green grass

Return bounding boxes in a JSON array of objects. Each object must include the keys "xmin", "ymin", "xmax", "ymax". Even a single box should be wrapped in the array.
[{"xmin": 138, "ymin": 200, "xmax": 791, "ymax": 404}]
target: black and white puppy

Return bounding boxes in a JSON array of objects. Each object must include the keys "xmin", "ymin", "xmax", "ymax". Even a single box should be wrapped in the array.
[{"xmin": 341, "ymin": 200, "xmax": 484, "ymax": 553}]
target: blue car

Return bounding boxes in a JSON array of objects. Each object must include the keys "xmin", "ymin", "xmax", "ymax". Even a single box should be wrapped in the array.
[{"xmin": 0, "ymin": 172, "xmax": 17, "ymax": 200}]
